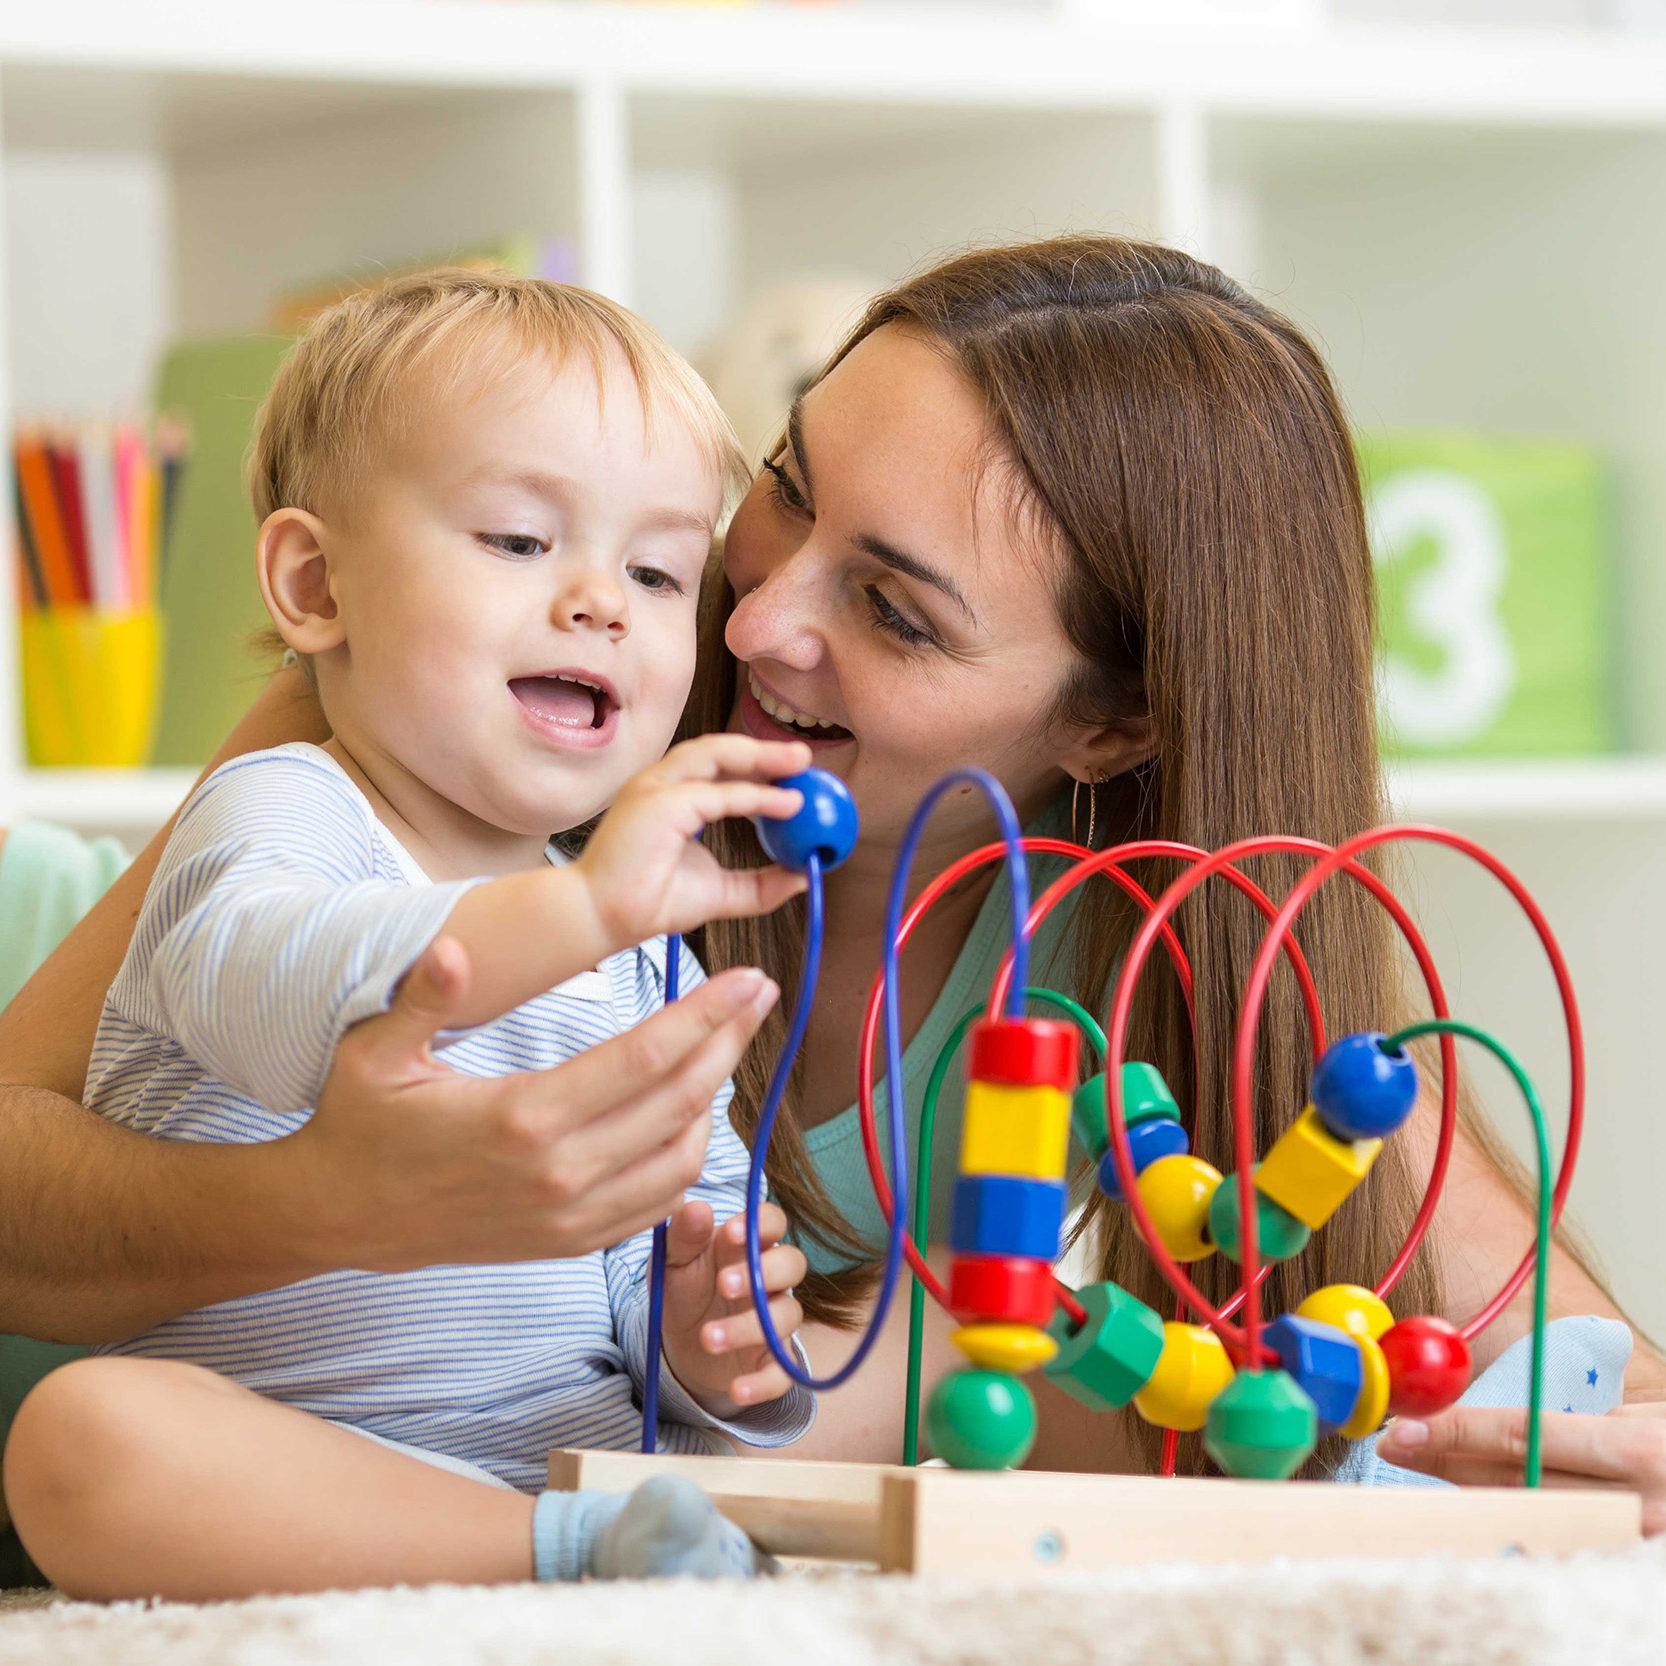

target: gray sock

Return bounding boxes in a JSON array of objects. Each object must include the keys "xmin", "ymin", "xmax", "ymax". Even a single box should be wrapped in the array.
[{"xmin": 593, "ymin": 1474, "xmax": 771, "ymax": 1580}]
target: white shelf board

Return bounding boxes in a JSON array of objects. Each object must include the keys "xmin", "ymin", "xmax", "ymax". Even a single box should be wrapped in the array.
[
  {"xmin": 6, "ymin": 4, "xmax": 1666, "ymax": 139},
  {"xmin": 2, "ymin": 767, "xmax": 196, "ymax": 831},
  {"xmin": 1386, "ymin": 757, "xmax": 1666, "ymax": 821}
]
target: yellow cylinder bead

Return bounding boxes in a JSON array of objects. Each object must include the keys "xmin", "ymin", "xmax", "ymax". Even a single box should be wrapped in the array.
[
  {"xmin": 1296, "ymin": 1282, "xmax": 1395, "ymax": 1343},
  {"xmin": 951, "ymin": 1322, "xmax": 1059, "ymax": 1374},
  {"xmin": 1133, "ymin": 1154, "xmax": 1222, "ymax": 1263},
  {"xmin": 1341, "ymin": 1333, "xmax": 1391, "ymax": 1439},
  {"xmin": 1132, "ymin": 1322, "xmax": 1235, "ymax": 1431}
]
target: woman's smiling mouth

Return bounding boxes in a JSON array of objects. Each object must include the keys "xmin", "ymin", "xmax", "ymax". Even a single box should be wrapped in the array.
[{"xmin": 740, "ymin": 670, "xmax": 853, "ymax": 746}]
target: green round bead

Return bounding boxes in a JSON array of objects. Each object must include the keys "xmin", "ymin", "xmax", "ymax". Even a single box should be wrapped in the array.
[
  {"xmin": 1203, "ymin": 1369, "xmax": 1318, "ymax": 1480},
  {"xmin": 1071, "ymin": 1063, "xmax": 1182, "ymax": 1159},
  {"xmin": 1207, "ymin": 1169, "xmax": 1312, "ymax": 1264},
  {"xmin": 926, "ymin": 1369, "xmax": 1038, "ymax": 1470}
]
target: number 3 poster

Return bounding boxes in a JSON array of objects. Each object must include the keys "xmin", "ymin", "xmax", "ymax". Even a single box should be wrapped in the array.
[{"xmin": 1361, "ymin": 433, "xmax": 1614, "ymax": 758}]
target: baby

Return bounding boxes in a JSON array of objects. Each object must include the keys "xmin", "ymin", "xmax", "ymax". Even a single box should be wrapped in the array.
[{"xmin": 4, "ymin": 271, "xmax": 818, "ymax": 1600}]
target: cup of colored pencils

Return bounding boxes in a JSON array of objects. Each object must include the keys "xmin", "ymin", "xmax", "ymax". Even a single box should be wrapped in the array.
[{"xmin": 12, "ymin": 419, "xmax": 186, "ymax": 768}]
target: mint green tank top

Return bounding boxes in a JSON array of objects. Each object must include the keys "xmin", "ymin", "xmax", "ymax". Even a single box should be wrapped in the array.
[{"xmin": 800, "ymin": 798, "xmax": 1091, "ymax": 1274}]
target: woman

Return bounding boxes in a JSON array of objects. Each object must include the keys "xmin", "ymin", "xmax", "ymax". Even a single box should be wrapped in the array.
[{"xmin": 2, "ymin": 237, "xmax": 1660, "ymax": 1535}]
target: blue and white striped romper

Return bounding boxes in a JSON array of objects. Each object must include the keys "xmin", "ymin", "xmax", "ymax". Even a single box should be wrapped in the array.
[{"xmin": 86, "ymin": 743, "xmax": 813, "ymax": 1492}]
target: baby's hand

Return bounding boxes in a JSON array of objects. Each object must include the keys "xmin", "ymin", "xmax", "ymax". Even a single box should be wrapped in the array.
[
  {"xmin": 575, "ymin": 735, "xmax": 811, "ymax": 953},
  {"xmin": 658, "ymin": 1199, "xmax": 808, "ymax": 1417}
]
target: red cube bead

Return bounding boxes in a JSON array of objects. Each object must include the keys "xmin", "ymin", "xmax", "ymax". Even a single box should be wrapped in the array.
[
  {"xmin": 1380, "ymin": 1315, "xmax": 1472, "ymax": 1417},
  {"xmin": 948, "ymin": 1254, "xmax": 1058, "ymax": 1328},
  {"xmin": 970, "ymin": 1019, "xmax": 1080, "ymax": 1090}
]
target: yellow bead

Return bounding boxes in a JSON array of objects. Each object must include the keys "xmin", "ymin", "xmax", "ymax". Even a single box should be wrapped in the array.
[
  {"xmin": 1132, "ymin": 1322, "xmax": 1235, "ymax": 1431},
  {"xmin": 1340, "ymin": 1334, "xmax": 1391, "ymax": 1439},
  {"xmin": 1254, "ymin": 1105, "xmax": 1382, "ymax": 1231},
  {"xmin": 1133, "ymin": 1154, "xmax": 1222, "ymax": 1262},
  {"xmin": 1295, "ymin": 1282, "xmax": 1395, "ymax": 1343},
  {"xmin": 960, "ymin": 1082, "xmax": 1071, "ymax": 1181},
  {"xmin": 951, "ymin": 1322, "xmax": 1059, "ymax": 1374}
]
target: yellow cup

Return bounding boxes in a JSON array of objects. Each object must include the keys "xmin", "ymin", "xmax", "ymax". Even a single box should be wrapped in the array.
[{"xmin": 20, "ymin": 608, "xmax": 164, "ymax": 768}]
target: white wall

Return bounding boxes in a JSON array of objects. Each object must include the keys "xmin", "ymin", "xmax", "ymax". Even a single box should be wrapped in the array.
[{"xmin": 4, "ymin": 149, "xmax": 172, "ymax": 416}]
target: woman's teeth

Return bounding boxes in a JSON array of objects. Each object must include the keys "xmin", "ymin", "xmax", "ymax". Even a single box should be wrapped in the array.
[{"xmin": 749, "ymin": 671, "xmax": 844, "ymax": 735}]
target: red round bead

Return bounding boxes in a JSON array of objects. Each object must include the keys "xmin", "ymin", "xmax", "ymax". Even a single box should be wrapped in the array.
[
  {"xmin": 1380, "ymin": 1315, "xmax": 1472, "ymax": 1417},
  {"xmin": 948, "ymin": 1254, "xmax": 1058, "ymax": 1328},
  {"xmin": 970, "ymin": 1019, "xmax": 1080, "ymax": 1090}
]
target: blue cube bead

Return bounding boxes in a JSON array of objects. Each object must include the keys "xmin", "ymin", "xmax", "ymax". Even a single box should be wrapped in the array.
[
  {"xmin": 1264, "ymin": 1313, "xmax": 1364, "ymax": 1429},
  {"xmin": 1095, "ymin": 1117, "xmax": 1190, "ymax": 1203},
  {"xmin": 951, "ymin": 1174, "xmax": 1068, "ymax": 1260},
  {"xmin": 1310, "ymin": 1032, "xmax": 1418, "ymax": 1142},
  {"xmin": 754, "ymin": 768, "xmax": 859, "ymax": 873}
]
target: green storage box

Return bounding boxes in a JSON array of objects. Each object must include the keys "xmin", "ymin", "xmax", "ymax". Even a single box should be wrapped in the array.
[{"xmin": 1362, "ymin": 433, "xmax": 1614, "ymax": 757}]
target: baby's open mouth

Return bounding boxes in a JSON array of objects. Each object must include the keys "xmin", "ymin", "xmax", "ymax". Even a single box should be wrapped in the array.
[{"xmin": 510, "ymin": 673, "xmax": 616, "ymax": 730}]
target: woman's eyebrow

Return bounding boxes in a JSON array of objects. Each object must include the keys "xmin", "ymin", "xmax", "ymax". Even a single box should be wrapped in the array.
[
  {"xmin": 855, "ymin": 532, "xmax": 975, "ymax": 622},
  {"xmin": 786, "ymin": 401, "xmax": 814, "ymax": 496}
]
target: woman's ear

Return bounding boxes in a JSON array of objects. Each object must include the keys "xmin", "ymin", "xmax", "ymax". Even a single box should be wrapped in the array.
[
  {"xmin": 1060, "ymin": 715, "xmax": 1157, "ymax": 786},
  {"xmin": 256, "ymin": 508, "xmax": 344, "ymax": 655}
]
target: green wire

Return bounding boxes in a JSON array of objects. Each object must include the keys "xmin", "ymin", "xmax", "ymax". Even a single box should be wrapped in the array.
[
  {"xmin": 1385, "ymin": 1018, "xmax": 1552, "ymax": 1488},
  {"xmin": 901, "ymin": 989, "xmax": 1107, "ymax": 1465}
]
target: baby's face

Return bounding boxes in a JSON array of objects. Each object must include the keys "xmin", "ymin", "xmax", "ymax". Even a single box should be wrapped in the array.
[{"xmin": 321, "ymin": 345, "xmax": 720, "ymax": 837}]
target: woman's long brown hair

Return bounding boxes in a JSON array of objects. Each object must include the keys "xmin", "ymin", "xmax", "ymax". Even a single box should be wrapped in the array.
[{"xmin": 687, "ymin": 235, "xmax": 1453, "ymax": 1474}]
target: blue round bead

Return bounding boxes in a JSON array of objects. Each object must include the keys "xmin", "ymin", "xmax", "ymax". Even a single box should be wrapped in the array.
[
  {"xmin": 755, "ymin": 768, "xmax": 859, "ymax": 874},
  {"xmin": 1310, "ymin": 1032, "xmax": 1418, "ymax": 1142},
  {"xmin": 1096, "ymin": 1116, "xmax": 1190, "ymax": 1202}
]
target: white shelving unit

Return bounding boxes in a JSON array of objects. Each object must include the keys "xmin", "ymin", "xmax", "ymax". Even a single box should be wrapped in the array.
[{"xmin": 6, "ymin": 1, "xmax": 1666, "ymax": 1330}]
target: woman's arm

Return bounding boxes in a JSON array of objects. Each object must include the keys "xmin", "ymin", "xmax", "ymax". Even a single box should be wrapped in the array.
[
  {"xmin": 1410, "ymin": 1103, "xmax": 1666, "ymax": 1399},
  {"xmin": 0, "ymin": 668, "xmax": 329, "ymax": 1102}
]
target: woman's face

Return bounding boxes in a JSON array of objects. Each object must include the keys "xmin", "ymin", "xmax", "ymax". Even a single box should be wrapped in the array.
[{"xmin": 724, "ymin": 324, "xmax": 1111, "ymax": 855}]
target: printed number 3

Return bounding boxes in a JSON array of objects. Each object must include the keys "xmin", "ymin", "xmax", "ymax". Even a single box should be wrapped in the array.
[{"xmin": 1370, "ymin": 469, "xmax": 1516, "ymax": 748}]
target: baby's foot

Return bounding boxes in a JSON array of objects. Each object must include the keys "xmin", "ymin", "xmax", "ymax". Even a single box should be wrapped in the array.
[{"xmin": 592, "ymin": 1474, "xmax": 774, "ymax": 1580}]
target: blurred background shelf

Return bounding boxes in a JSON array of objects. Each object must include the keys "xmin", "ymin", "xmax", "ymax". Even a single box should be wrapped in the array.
[
  {"xmin": 5, "ymin": 767, "xmax": 195, "ymax": 838},
  {"xmin": 1388, "ymin": 757, "xmax": 1666, "ymax": 821}
]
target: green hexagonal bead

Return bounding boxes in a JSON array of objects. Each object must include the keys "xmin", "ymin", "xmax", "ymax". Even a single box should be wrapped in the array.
[
  {"xmin": 1207, "ymin": 1169, "xmax": 1312, "ymax": 1265},
  {"xmin": 926, "ymin": 1369, "xmax": 1038, "ymax": 1470},
  {"xmin": 1043, "ymin": 1279, "xmax": 1166, "ymax": 1412},
  {"xmin": 1071, "ymin": 1063, "xmax": 1182, "ymax": 1159},
  {"xmin": 1203, "ymin": 1369, "xmax": 1318, "ymax": 1480}
]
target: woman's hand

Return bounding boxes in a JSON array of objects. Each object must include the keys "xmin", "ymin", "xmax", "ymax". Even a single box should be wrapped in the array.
[
  {"xmin": 1378, "ymin": 1403, "xmax": 1666, "ymax": 1534},
  {"xmin": 285, "ymin": 934, "xmax": 783, "ymax": 1271},
  {"xmin": 659, "ymin": 1200, "xmax": 807, "ymax": 1417},
  {"xmin": 575, "ymin": 735, "xmax": 811, "ymax": 950}
]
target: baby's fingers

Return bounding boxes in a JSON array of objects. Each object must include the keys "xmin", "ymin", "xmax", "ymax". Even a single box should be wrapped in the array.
[
  {"xmin": 683, "ymin": 780, "xmax": 806, "ymax": 829},
  {"xmin": 702, "ymin": 1290, "xmax": 803, "ymax": 1359},
  {"xmin": 726, "ymin": 1359, "xmax": 796, "ymax": 1408},
  {"xmin": 654, "ymin": 735, "xmax": 812, "ymax": 786},
  {"xmin": 715, "ymin": 1241, "xmax": 804, "ymax": 1303}
]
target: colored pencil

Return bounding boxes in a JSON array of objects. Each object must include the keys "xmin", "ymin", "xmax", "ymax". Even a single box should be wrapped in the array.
[
  {"xmin": 47, "ymin": 434, "xmax": 92, "ymax": 604},
  {"xmin": 13, "ymin": 435, "xmax": 80, "ymax": 606},
  {"xmin": 12, "ymin": 468, "xmax": 47, "ymax": 609},
  {"xmin": 78, "ymin": 424, "xmax": 124, "ymax": 609}
]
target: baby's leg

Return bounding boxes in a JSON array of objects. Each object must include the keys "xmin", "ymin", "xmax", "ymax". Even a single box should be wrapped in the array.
[{"xmin": 4, "ymin": 1356, "xmax": 536, "ymax": 1600}]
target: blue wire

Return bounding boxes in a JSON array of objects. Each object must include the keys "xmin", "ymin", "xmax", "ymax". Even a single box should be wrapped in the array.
[
  {"xmin": 640, "ymin": 932, "xmax": 682, "ymax": 1454},
  {"xmin": 744, "ymin": 767, "xmax": 1031, "ymax": 1390}
]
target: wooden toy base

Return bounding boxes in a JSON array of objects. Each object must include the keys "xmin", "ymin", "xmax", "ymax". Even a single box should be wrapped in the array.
[{"xmin": 550, "ymin": 1448, "xmax": 1642, "ymax": 1575}]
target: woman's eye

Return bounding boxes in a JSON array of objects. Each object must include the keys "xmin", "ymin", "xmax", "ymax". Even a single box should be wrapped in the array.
[
  {"xmin": 761, "ymin": 456, "xmax": 811, "ymax": 516},
  {"xmin": 479, "ymin": 533, "xmax": 548, "ymax": 560},
  {"xmin": 865, "ymin": 585, "xmax": 934, "ymax": 649},
  {"xmin": 629, "ymin": 564, "xmax": 686, "ymax": 596}
]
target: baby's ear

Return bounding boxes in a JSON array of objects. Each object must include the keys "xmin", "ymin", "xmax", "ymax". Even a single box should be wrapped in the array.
[{"xmin": 257, "ymin": 508, "xmax": 345, "ymax": 654}]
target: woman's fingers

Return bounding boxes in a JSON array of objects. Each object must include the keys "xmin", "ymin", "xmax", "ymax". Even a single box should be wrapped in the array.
[{"xmin": 1382, "ymin": 1405, "xmax": 1666, "ymax": 1489}]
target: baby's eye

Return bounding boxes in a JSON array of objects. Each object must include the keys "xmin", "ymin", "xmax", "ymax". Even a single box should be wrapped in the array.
[
  {"xmin": 630, "ymin": 565, "xmax": 686, "ymax": 596},
  {"xmin": 479, "ymin": 533, "xmax": 548, "ymax": 560}
]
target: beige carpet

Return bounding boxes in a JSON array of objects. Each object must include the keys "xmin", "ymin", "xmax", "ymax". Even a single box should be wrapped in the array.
[{"xmin": 1, "ymin": 1544, "xmax": 1664, "ymax": 1666}]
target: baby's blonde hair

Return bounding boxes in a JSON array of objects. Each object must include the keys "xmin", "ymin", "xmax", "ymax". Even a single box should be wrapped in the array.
[{"xmin": 248, "ymin": 266, "xmax": 747, "ymax": 523}]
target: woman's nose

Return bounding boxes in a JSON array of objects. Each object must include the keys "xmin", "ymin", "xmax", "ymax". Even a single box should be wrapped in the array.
[
  {"xmin": 725, "ymin": 558, "xmax": 824, "ymax": 672},
  {"xmin": 553, "ymin": 565, "xmax": 629, "ymax": 640}
]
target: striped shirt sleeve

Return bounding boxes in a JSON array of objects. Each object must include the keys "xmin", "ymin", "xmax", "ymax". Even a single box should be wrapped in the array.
[{"xmin": 109, "ymin": 748, "xmax": 480, "ymax": 1116}]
